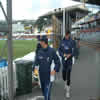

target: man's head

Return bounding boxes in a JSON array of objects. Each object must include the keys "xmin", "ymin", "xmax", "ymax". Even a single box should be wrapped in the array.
[
  {"xmin": 37, "ymin": 35, "xmax": 42, "ymax": 41},
  {"xmin": 40, "ymin": 36, "xmax": 48, "ymax": 48},
  {"xmin": 65, "ymin": 30, "xmax": 70, "ymax": 40}
]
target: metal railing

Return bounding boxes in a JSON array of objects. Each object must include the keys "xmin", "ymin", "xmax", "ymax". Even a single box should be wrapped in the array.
[{"xmin": 0, "ymin": 59, "xmax": 8, "ymax": 100}]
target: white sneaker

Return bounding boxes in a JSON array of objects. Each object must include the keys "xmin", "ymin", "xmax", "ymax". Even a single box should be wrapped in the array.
[
  {"xmin": 66, "ymin": 86, "xmax": 70, "ymax": 98},
  {"xmin": 66, "ymin": 91, "xmax": 70, "ymax": 98}
]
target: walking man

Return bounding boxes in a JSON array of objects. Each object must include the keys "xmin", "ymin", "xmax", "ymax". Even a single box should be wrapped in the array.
[
  {"xmin": 35, "ymin": 36, "xmax": 60, "ymax": 100},
  {"xmin": 58, "ymin": 30, "xmax": 75, "ymax": 98},
  {"xmin": 74, "ymin": 37, "xmax": 80, "ymax": 59}
]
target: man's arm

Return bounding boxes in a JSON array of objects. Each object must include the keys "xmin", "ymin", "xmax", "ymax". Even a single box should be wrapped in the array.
[
  {"xmin": 34, "ymin": 53, "xmax": 39, "ymax": 69},
  {"xmin": 58, "ymin": 41, "xmax": 64, "ymax": 58}
]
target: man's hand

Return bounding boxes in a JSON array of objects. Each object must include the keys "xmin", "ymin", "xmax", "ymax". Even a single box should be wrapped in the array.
[
  {"xmin": 64, "ymin": 53, "xmax": 71, "ymax": 59},
  {"xmin": 34, "ymin": 68, "xmax": 38, "ymax": 76},
  {"xmin": 67, "ymin": 54, "xmax": 71, "ymax": 59},
  {"xmin": 64, "ymin": 53, "xmax": 67, "ymax": 57},
  {"xmin": 51, "ymin": 70, "xmax": 56, "ymax": 75}
]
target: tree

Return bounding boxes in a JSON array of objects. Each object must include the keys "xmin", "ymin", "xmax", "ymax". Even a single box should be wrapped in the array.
[{"xmin": 35, "ymin": 16, "xmax": 51, "ymax": 32}]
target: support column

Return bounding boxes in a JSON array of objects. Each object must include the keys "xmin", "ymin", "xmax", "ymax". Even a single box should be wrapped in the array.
[{"xmin": 7, "ymin": 0, "xmax": 14, "ymax": 100}]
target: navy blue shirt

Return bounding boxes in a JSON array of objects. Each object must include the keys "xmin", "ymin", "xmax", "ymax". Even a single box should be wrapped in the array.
[
  {"xmin": 36, "ymin": 43, "xmax": 42, "ymax": 55},
  {"xmin": 58, "ymin": 37, "xmax": 75, "ymax": 65},
  {"xmin": 35, "ymin": 46, "xmax": 60, "ymax": 82}
]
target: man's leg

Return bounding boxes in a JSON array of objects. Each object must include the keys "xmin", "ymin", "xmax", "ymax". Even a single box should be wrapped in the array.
[
  {"xmin": 62, "ymin": 69, "xmax": 67, "ymax": 89},
  {"xmin": 47, "ymin": 82, "xmax": 52, "ymax": 100},
  {"xmin": 66, "ymin": 68, "xmax": 71, "ymax": 98},
  {"xmin": 44, "ymin": 82, "xmax": 52, "ymax": 100},
  {"xmin": 62, "ymin": 69, "xmax": 67, "ymax": 81},
  {"xmin": 40, "ymin": 81, "xmax": 45, "ymax": 97},
  {"xmin": 67, "ymin": 69, "xmax": 71, "ymax": 86}
]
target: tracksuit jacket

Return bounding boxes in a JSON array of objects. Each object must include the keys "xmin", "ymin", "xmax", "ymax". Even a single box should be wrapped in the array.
[
  {"xmin": 35, "ymin": 46, "xmax": 60, "ymax": 82},
  {"xmin": 58, "ymin": 37, "xmax": 75, "ymax": 68}
]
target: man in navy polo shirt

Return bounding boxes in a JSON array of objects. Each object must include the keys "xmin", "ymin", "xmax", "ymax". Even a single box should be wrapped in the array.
[
  {"xmin": 35, "ymin": 36, "xmax": 60, "ymax": 100},
  {"xmin": 58, "ymin": 31, "xmax": 75, "ymax": 98}
]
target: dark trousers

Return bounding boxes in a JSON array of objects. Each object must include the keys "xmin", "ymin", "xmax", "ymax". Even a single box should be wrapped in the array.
[
  {"xmin": 62, "ymin": 64, "xmax": 72, "ymax": 86},
  {"xmin": 40, "ymin": 80, "xmax": 52, "ymax": 100},
  {"xmin": 75, "ymin": 48, "xmax": 80, "ymax": 59}
]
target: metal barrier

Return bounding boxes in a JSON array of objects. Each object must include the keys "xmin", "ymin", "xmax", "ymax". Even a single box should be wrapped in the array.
[{"xmin": 0, "ymin": 59, "xmax": 8, "ymax": 100}]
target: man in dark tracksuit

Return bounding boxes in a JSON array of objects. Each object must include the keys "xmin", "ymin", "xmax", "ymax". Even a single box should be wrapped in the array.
[
  {"xmin": 58, "ymin": 31, "xmax": 75, "ymax": 98},
  {"xmin": 35, "ymin": 36, "xmax": 60, "ymax": 100},
  {"xmin": 74, "ymin": 37, "xmax": 80, "ymax": 59},
  {"xmin": 33, "ymin": 36, "xmax": 42, "ymax": 71}
]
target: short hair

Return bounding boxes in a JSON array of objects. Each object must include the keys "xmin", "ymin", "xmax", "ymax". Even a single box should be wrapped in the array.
[
  {"xmin": 65, "ymin": 30, "xmax": 70, "ymax": 35},
  {"xmin": 40, "ymin": 36, "xmax": 48, "ymax": 44}
]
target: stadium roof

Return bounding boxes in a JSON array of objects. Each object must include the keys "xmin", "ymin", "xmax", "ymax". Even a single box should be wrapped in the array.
[
  {"xmin": 40, "ymin": 4, "xmax": 89, "ymax": 18},
  {"xmin": 72, "ymin": 0, "xmax": 100, "ymax": 5}
]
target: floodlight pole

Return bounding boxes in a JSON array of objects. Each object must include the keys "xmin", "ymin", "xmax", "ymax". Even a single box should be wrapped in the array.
[{"xmin": 7, "ymin": 0, "xmax": 14, "ymax": 100}]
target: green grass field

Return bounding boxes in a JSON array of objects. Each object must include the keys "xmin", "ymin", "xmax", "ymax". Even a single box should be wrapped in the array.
[{"xmin": 0, "ymin": 39, "xmax": 37, "ymax": 59}]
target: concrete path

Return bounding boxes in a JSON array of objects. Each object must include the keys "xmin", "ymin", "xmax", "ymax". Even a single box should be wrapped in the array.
[{"xmin": 16, "ymin": 46, "xmax": 100, "ymax": 100}]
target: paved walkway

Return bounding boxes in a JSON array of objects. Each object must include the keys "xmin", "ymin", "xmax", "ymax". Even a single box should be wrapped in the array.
[{"xmin": 16, "ymin": 46, "xmax": 100, "ymax": 100}]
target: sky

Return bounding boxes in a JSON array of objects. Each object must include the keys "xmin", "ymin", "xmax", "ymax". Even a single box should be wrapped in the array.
[
  {"xmin": 0, "ymin": 0, "xmax": 82, "ymax": 20},
  {"xmin": 0, "ymin": 0, "xmax": 88, "ymax": 20}
]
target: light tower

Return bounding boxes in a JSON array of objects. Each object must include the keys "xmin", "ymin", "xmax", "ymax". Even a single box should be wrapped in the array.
[{"xmin": 0, "ymin": 0, "xmax": 14, "ymax": 100}]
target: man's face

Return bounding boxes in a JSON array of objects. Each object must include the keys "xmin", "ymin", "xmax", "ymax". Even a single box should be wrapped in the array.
[
  {"xmin": 40, "ymin": 41, "xmax": 45, "ymax": 48},
  {"xmin": 65, "ymin": 34, "xmax": 70, "ymax": 40}
]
